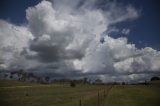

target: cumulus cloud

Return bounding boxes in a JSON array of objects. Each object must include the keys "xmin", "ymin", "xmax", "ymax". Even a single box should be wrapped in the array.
[
  {"xmin": 0, "ymin": 20, "xmax": 34, "ymax": 69},
  {"xmin": 0, "ymin": 0, "xmax": 160, "ymax": 82}
]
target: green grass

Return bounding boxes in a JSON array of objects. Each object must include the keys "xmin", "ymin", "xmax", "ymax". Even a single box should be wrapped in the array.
[
  {"xmin": 0, "ymin": 80, "xmax": 39, "ymax": 87},
  {"xmin": 106, "ymin": 85, "xmax": 160, "ymax": 106},
  {"xmin": 0, "ymin": 80, "xmax": 160, "ymax": 106}
]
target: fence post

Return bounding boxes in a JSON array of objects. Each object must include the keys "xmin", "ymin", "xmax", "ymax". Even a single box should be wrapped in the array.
[
  {"xmin": 79, "ymin": 99, "xmax": 81, "ymax": 106},
  {"xmin": 98, "ymin": 91, "xmax": 100, "ymax": 106}
]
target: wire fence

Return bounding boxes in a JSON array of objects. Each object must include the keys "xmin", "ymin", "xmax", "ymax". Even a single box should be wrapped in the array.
[{"xmin": 76, "ymin": 85, "xmax": 113, "ymax": 106}]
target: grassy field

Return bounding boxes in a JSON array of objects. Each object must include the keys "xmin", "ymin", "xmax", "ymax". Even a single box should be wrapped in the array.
[{"xmin": 0, "ymin": 80, "xmax": 160, "ymax": 106}]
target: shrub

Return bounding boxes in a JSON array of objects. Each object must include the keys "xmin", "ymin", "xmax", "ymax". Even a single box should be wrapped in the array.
[{"xmin": 70, "ymin": 81, "xmax": 76, "ymax": 87}]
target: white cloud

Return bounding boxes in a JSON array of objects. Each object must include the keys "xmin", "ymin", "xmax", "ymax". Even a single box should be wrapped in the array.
[
  {"xmin": 77, "ymin": 36, "xmax": 160, "ymax": 75},
  {"xmin": 122, "ymin": 28, "xmax": 130, "ymax": 35},
  {"xmin": 107, "ymin": 27, "xmax": 120, "ymax": 34},
  {"xmin": 0, "ymin": 20, "xmax": 33, "ymax": 69},
  {"xmin": 0, "ymin": 0, "xmax": 159, "ymax": 82},
  {"xmin": 104, "ymin": 3, "xmax": 139, "ymax": 24}
]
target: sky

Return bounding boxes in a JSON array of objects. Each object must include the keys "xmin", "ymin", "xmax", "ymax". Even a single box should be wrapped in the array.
[{"xmin": 0, "ymin": 0, "xmax": 160, "ymax": 82}]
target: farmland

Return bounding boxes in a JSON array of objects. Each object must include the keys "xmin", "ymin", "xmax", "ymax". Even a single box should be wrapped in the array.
[{"xmin": 0, "ymin": 80, "xmax": 160, "ymax": 106}]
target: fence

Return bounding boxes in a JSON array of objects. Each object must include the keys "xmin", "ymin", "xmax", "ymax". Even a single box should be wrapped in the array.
[{"xmin": 77, "ymin": 85, "xmax": 113, "ymax": 106}]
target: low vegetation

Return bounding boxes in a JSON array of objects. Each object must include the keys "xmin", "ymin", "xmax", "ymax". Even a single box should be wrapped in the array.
[{"xmin": 0, "ymin": 80, "xmax": 160, "ymax": 106}]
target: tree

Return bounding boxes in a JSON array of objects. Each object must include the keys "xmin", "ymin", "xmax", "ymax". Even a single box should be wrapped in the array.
[
  {"xmin": 95, "ymin": 79, "xmax": 102, "ymax": 84},
  {"xmin": 20, "ymin": 72, "xmax": 27, "ymax": 81},
  {"xmin": 45, "ymin": 76, "xmax": 50, "ymax": 82},
  {"xmin": 4, "ymin": 74, "xmax": 8, "ymax": 78},
  {"xmin": 10, "ymin": 75, "xmax": 13, "ymax": 79},
  {"xmin": 151, "ymin": 76, "xmax": 160, "ymax": 81},
  {"xmin": 122, "ymin": 82, "xmax": 125, "ymax": 85},
  {"xmin": 83, "ymin": 77, "xmax": 88, "ymax": 84}
]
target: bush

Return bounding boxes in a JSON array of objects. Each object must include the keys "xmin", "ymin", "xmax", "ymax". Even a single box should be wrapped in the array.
[
  {"xmin": 70, "ymin": 81, "xmax": 76, "ymax": 87},
  {"xmin": 25, "ymin": 93, "xmax": 29, "ymax": 96}
]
